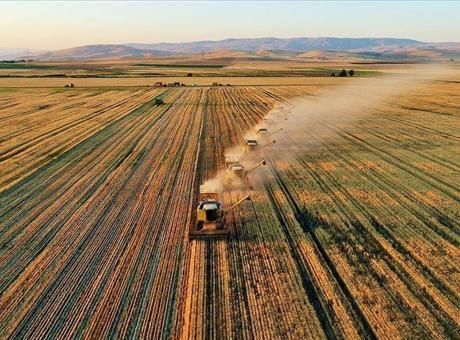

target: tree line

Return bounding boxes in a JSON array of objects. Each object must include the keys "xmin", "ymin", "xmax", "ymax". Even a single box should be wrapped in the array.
[{"xmin": 331, "ymin": 69, "xmax": 355, "ymax": 77}]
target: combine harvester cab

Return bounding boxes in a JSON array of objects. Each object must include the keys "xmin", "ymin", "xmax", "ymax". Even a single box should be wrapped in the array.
[
  {"xmin": 243, "ymin": 139, "xmax": 259, "ymax": 153},
  {"xmin": 255, "ymin": 127, "xmax": 268, "ymax": 134}
]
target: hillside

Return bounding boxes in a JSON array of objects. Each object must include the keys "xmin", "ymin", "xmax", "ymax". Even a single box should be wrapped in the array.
[
  {"xmin": 127, "ymin": 37, "xmax": 423, "ymax": 53},
  {"xmin": 35, "ymin": 44, "xmax": 172, "ymax": 60},
  {"xmin": 29, "ymin": 38, "xmax": 460, "ymax": 61}
]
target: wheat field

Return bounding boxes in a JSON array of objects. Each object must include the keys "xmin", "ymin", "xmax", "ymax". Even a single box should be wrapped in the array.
[{"xmin": 0, "ymin": 71, "xmax": 459, "ymax": 338}]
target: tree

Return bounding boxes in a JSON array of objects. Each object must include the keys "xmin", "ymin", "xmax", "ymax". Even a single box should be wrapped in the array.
[
  {"xmin": 187, "ymin": 73, "xmax": 193, "ymax": 77},
  {"xmin": 338, "ymin": 69, "xmax": 347, "ymax": 77},
  {"xmin": 348, "ymin": 69, "xmax": 355, "ymax": 77},
  {"xmin": 330, "ymin": 72, "xmax": 336, "ymax": 77}
]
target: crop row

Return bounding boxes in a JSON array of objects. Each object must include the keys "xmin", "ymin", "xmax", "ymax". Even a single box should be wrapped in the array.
[
  {"xmin": 1, "ymin": 82, "xmax": 458, "ymax": 339},
  {"xmin": 177, "ymin": 81, "xmax": 459, "ymax": 339},
  {"xmin": 0, "ymin": 88, "xmax": 204, "ymax": 338},
  {"xmin": 1, "ymin": 86, "xmax": 306, "ymax": 338}
]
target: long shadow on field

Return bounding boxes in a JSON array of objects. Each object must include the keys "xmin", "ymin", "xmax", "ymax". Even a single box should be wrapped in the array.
[{"xmin": 241, "ymin": 165, "xmax": 378, "ymax": 340}]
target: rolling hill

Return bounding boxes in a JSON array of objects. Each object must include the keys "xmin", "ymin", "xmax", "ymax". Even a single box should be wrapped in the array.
[
  {"xmin": 29, "ymin": 38, "xmax": 460, "ymax": 61},
  {"xmin": 35, "ymin": 44, "xmax": 172, "ymax": 60},
  {"xmin": 127, "ymin": 37, "xmax": 424, "ymax": 53}
]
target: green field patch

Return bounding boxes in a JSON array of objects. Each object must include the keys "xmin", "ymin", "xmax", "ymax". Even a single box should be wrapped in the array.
[{"xmin": 0, "ymin": 63, "xmax": 55, "ymax": 69}]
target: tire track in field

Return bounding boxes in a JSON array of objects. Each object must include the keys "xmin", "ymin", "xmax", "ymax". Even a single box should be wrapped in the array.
[
  {"xmin": 264, "ymin": 155, "xmax": 377, "ymax": 340},
  {"xmin": 270, "ymin": 126, "xmax": 459, "ymax": 337}
]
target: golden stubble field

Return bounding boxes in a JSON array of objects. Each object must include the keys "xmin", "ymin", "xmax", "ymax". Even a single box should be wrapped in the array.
[
  {"xmin": 4, "ymin": 56, "xmax": 457, "ymax": 84},
  {"xmin": 0, "ymin": 68, "xmax": 459, "ymax": 338},
  {"xmin": 0, "ymin": 76, "xmax": 360, "ymax": 87}
]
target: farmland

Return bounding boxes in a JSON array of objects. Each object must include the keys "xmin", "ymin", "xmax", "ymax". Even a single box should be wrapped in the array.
[
  {"xmin": 0, "ymin": 71, "xmax": 459, "ymax": 339},
  {"xmin": 0, "ymin": 57, "xmax": 386, "ymax": 79}
]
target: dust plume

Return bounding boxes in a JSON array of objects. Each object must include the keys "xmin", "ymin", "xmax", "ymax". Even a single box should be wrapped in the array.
[
  {"xmin": 264, "ymin": 64, "xmax": 455, "ymax": 161},
  {"xmin": 201, "ymin": 64, "xmax": 454, "ymax": 196},
  {"xmin": 199, "ymin": 175, "xmax": 224, "ymax": 194}
]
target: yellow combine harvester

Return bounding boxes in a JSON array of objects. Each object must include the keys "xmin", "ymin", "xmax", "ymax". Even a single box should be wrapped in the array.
[
  {"xmin": 243, "ymin": 139, "xmax": 259, "ymax": 153},
  {"xmin": 189, "ymin": 185, "xmax": 251, "ymax": 239},
  {"xmin": 225, "ymin": 155, "xmax": 241, "ymax": 167},
  {"xmin": 243, "ymin": 139, "xmax": 276, "ymax": 153},
  {"xmin": 255, "ymin": 127, "xmax": 268, "ymax": 134},
  {"xmin": 224, "ymin": 160, "xmax": 266, "ymax": 190}
]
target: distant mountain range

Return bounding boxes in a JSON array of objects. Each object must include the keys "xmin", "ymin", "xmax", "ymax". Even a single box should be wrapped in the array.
[
  {"xmin": 126, "ymin": 37, "xmax": 426, "ymax": 53},
  {"xmin": 14, "ymin": 37, "xmax": 460, "ymax": 61}
]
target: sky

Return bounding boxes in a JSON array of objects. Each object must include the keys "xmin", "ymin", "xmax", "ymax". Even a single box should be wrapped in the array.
[{"xmin": 1, "ymin": 1, "xmax": 459, "ymax": 50}]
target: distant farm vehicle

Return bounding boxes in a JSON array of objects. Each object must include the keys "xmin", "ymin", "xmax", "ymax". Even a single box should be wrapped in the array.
[{"xmin": 64, "ymin": 83, "xmax": 74, "ymax": 88}]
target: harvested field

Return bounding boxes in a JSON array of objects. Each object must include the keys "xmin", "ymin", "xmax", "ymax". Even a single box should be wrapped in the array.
[
  {"xmin": 0, "ymin": 77, "xmax": 459, "ymax": 339},
  {"xmin": 0, "ymin": 76, "xmax": 359, "ymax": 88}
]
